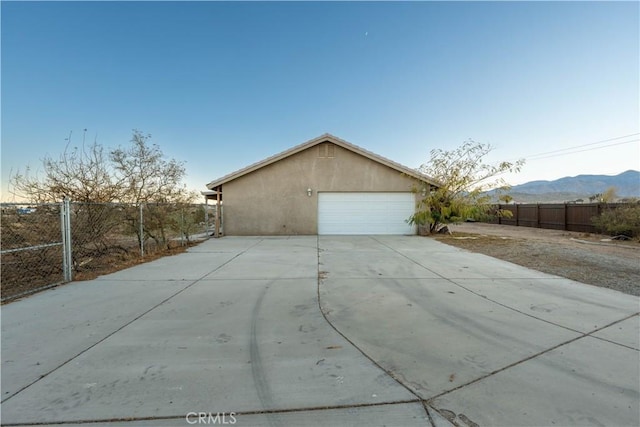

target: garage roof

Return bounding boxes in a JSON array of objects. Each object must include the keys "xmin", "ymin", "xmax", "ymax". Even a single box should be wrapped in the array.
[{"xmin": 206, "ymin": 133, "xmax": 438, "ymax": 190}]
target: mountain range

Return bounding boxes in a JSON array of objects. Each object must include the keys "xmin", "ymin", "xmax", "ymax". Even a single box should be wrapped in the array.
[{"xmin": 502, "ymin": 170, "xmax": 639, "ymax": 203}]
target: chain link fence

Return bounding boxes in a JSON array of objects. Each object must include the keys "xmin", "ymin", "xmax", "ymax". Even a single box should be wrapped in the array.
[
  {"xmin": 1, "ymin": 201, "xmax": 218, "ymax": 302},
  {"xmin": 1, "ymin": 203, "xmax": 64, "ymax": 299}
]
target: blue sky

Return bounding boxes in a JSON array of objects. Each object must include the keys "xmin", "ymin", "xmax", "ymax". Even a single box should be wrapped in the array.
[{"xmin": 2, "ymin": 1, "xmax": 639, "ymax": 200}]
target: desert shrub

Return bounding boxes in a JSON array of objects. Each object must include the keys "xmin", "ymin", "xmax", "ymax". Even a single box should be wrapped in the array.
[
  {"xmin": 409, "ymin": 140, "xmax": 524, "ymax": 233},
  {"xmin": 592, "ymin": 205, "xmax": 640, "ymax": 240}
]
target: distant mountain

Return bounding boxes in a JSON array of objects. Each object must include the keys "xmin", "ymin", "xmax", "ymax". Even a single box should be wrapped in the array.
[{"xmin": 500, "ymin": 170, "xmax": 640, "ymax": 203}]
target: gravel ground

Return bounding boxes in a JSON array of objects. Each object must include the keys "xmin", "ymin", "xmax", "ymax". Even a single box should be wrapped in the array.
[{"xmin": 433, "ymin": 223, "xmax": 640, "ymax": 297}]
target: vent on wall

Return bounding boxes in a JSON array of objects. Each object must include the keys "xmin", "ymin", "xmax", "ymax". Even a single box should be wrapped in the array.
[{"xmin": 318, "ymin": 143, "xmax": 336, "ymax": 158}]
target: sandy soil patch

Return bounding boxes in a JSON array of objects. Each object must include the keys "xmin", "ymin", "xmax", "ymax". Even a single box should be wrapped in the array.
[{"xmin": 433, "ymin": 223, "xmax": 640, "ymax": 297}]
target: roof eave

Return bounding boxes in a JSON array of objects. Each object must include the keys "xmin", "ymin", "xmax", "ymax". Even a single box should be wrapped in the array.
[{"xmin": 206, "ymin": 133, "xmax": 439, "ymax": 189}]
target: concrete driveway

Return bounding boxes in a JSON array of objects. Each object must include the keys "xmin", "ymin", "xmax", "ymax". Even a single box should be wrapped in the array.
[{"xmin": 1, "ymin": 236, "xmax": 638, "ymax": 426}]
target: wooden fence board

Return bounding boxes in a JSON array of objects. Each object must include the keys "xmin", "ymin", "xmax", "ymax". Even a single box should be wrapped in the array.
[{"xmin": 495, "ymin": 203, "xmax": 626, "ymax": 233}]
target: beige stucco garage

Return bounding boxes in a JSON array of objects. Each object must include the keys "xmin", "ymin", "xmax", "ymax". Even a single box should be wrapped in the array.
[{"xmin": 205, "ymin": 134, "xmax": 437, "ymax": 235}]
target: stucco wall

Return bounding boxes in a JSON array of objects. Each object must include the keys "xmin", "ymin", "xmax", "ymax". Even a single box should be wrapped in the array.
[{"xmin": 222, "ymin": 143, "xmax": 421, "ymax": 235}]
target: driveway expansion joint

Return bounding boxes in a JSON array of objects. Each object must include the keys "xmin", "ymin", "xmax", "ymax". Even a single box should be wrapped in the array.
[
  {"xmin": 315, "ymin": 236, "xmax": 433, "ymax": 423},
  {"xmin": 0, "ymin": 399, "xmax": 424, "ymax": 426},
  {"xmin": 371, "ymin": 236, "xmax": 640, "ymax": 349},
  {"xmin": 4, "ymin": 236, "xmax": 636, "ymax": 427},
  {"xmin": 425, "ymin": 312, "xmax": 640, "ymax": 402},
  {"xmin": 0, "ymin": 238, "xmax": 265, "ymax": 405}
]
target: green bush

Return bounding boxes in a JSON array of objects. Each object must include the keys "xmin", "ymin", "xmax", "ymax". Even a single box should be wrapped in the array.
[{"xmin": 592, "ymin": 204, "xmax": 640, "ymax": 240}]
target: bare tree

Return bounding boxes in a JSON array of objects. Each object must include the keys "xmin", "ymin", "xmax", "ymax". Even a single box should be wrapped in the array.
[
  {"xmin": 110, "ymin": 130, "xmax": 197, "ymax": 249},
  {"xmin": 110, "ymin": 130, "xmax": 194, "ymax": 204},
  {"xmin": 10, "ymin": 136, "xmax": 120, "ymax": 203},
  {"xmin": 11, "ymin": 129, "xmax": 196, "ymax": 205},
  {"xmin": 10, "ymin": 129, "xmax": 198, "ymax": 255},
  {"xmin": 10, "ymin": 133, "xmax": 126, "ymax": 268}
]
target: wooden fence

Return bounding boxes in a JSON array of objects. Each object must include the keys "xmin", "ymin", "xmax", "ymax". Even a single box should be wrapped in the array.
[{"xmin": 492, "ymin": 203, "xmax": 627, "ymax": 233}]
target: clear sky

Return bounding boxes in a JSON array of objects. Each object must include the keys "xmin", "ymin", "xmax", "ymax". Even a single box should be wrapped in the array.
[{"xmin": 2, "ymin": 1, "xmax": 639, "ymax": 201}]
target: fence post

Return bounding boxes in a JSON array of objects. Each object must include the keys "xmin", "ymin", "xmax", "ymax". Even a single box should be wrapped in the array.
[
  {"xmin": 139, "ymin": 203, "xmax": 144, "ymax": 257},
  {"xmin": 60, "ymin": 199, "xmax": 67, "ymax": 281},
  {"xmin": 60, "ymin": 197, "xmax": 73, "ymax": 282},
  {"xmin": 215, "ymin": 186, "xmax": 221, "ymax": 238},
  {"xmin": 204, "ymin": 199, "xmax": 209, "ymax": 237},
  {"xmin": 181, "ymin": 208, "xmax": 185, "ymax": 246}
]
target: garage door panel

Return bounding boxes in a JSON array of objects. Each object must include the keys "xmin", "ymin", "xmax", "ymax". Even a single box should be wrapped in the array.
[{"xmin": 318, "ymin": 192, "xmax": 416, "ymax": 235}]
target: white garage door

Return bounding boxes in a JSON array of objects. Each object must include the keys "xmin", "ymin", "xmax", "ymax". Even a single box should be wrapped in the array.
[{"xmin": 318, "ymin": 192, "xmax": 416, "ymax": 235}]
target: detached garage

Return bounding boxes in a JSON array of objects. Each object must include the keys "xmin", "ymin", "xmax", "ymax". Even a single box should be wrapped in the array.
[{"xmin": 205, "ymin": 134, "xmax": 437, "ymax": 236}]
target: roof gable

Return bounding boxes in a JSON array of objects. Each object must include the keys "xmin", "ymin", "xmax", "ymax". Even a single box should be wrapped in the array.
[{"xmin": 206, "ymin": 133, "xmax": 437, "ymax": 189}]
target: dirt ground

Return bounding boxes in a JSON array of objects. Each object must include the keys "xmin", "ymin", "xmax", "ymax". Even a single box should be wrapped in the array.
[
  {"xmin": 4, "ymin": 226, "xmax": 638, "ymax": 301},
  {"xmin": 433, "ymin": 223, "xmax": 640, "ymax": 297},
  {"xmin": 1, "ymin": 243, "xmax": 193, "ymax": 303}
]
